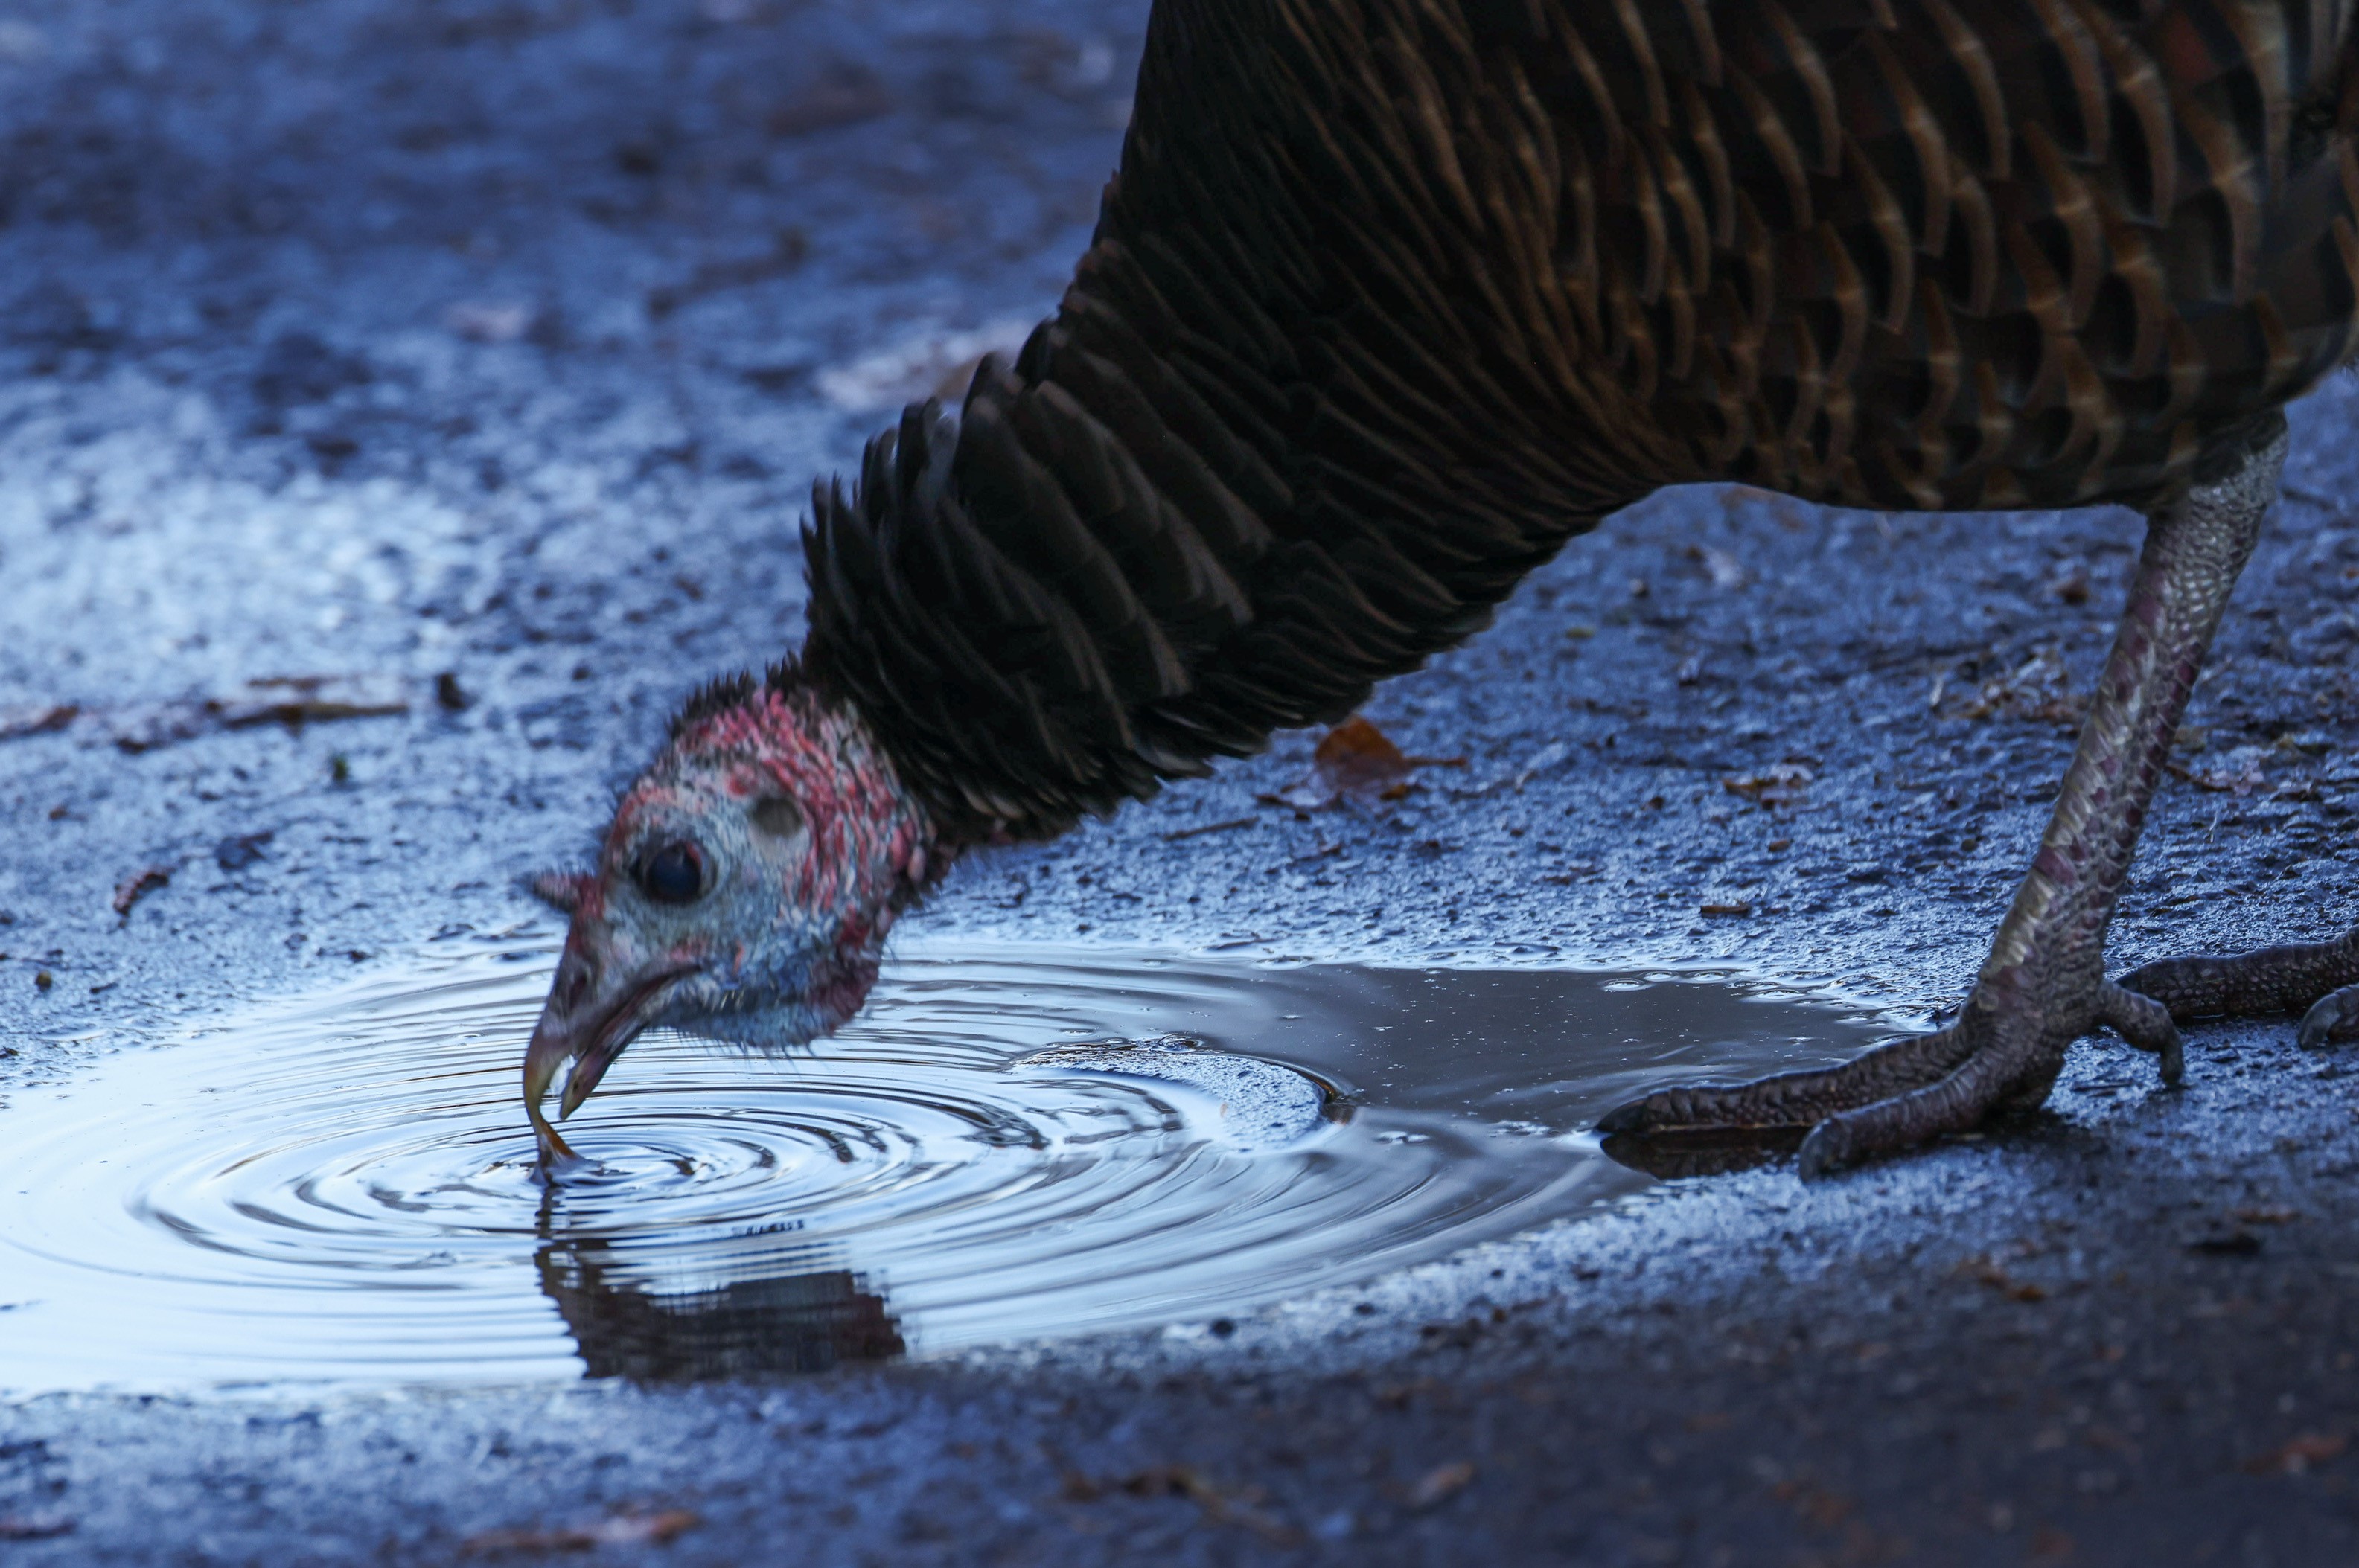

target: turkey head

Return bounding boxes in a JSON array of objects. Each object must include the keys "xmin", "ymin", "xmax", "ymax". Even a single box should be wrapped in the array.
[{"xmin": 520, "ymin": 676, "xmax": 937, "ymax": 1163}]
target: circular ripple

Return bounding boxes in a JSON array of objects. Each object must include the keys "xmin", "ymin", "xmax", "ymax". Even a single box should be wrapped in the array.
[{"xmin": 0, "ymin": 940, "xmax": 1884, "ymax": 1392}]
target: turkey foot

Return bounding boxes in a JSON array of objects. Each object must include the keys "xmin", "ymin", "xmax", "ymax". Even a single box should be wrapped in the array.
[
  {"xmin": 1600, "ymin": 979, "xmax": 2179, "ymax": 1177},
  {"xmin": 2119, "ymin": 931, "xmax": 2359, "ymax": 1049},
  {"xmin": 1600, "ymin": 415, "xmax": 2288, "ymax": 1175}
]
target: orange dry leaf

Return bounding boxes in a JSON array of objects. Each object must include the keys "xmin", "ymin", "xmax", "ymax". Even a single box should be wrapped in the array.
[
  {"xmin": 1722, "ymin": 763, "xmax": 1813, "ymax": 808},
  {"xmin": 112, "ymin": 865, "xmax": 171, "ymax": 918},
  {"xmin": 1271, "ymin": 716, "xmax": 1464, "ymax": 809}
]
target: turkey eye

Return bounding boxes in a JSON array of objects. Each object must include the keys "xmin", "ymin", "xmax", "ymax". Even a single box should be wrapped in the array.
[{"xmin": 636, "ymin": 841, "xmax": 706, "ymax": 905}]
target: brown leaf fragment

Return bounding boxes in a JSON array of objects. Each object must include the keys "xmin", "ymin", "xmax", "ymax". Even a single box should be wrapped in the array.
[
  {"xmin": 217, "ymin": 673, "xmax": 410, "ymax": 731},
  {"xmin": 2244, "ymin": 1432, "xmax": 2346, "ymax": 1474},
  {"xmin": 1699, "ymin": 901, "xmax": 1752, "ymax": 917},
  {"xmin": 0, "ymin": 703, "xmax": 75, "ymax": 740},
  {"xmin": 1274, "ymin": 717, "xmax": 1463, "ymax": 810},
  {"xmin": 112, "ymin": 865, "xmax": 171, "ymax": 918},
  {"xmin": 0, "ymin": 1514, "xmax": 76, "ymax": 1541},
  {"xmin": 1407, "ymin": 1459, "xmax": 1476, "ymax": 1511},
  {"xmin": 1312, "ymin": 717, "xmax": 1405, "ymax": 795},
  {"xmin": 459, "ymin": 1508, "xmax": 700, "ymax": 1556},
  {"xmin": 1723, "ymin": 764, "xmax": 1813, "ymax": 807},
  {"xmin": 105, "ymin": 677, "xmax": 411, "ymax": 754}
]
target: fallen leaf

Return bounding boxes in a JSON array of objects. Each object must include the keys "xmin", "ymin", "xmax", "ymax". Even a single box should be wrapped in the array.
[
  {"xmin": 112, "ymin": 865, "xmax": 171, "ymax": 918},
  {"xmin": 1723, "ymin": 763, "xmax": 1813, "ymax": 808},
  {"xmin": 1274, "ymin": 717, "xmax": 1464, "ymax": 810},
  {"xmin": 0, "ymin": 1514, "xmax": 75, "ymax": 1541},
  {"xmin": 2244, "ymin": 1433, "xmax": 2346, "ymax": 1474},
  {"xmin": 459, "ymin": 1509, "xmax": 700, "ymax": 1555},
  {"xmin": 58, "ymin": 676, "xmax": 415, "ymax": 755},
  {"xmin": 0, "ymin": 703, "xmax": 75, "ymax": 740},
  {"xmin": 1699, "ymin": 902, "xmax": 1752, "ymax": 918},
  {"xmin": 1406, "ymin": 1459, "xmax": 1475, "ymax": 1510}
]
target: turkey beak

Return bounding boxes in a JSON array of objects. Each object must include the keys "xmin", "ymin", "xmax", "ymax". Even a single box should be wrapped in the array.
[{"xmin": 522, "ymin": 927, "xmax": 693, "ymax": 1166}]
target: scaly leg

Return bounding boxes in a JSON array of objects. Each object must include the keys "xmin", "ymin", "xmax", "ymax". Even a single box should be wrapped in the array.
[
  {"xmin": 2119, "ymin": 932, "xmax": 2359, "ymax": 1049},
  {"xmin": 1600, "ymin": 415, "xmax": 2287, "ymax": 1177}
]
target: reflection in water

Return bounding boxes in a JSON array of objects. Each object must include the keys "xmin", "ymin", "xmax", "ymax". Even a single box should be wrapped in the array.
[
  {"xmin": 0, "ymin": 938, "xmax": 1896, "ymax": 1393},
  {"xmin": 537, "ymin": 1229, "xmax": 903, "ymax": 1381},
  {"xmin": 1597, "ymin": 1130, "xmax": 1806, "ymax": 1180}
]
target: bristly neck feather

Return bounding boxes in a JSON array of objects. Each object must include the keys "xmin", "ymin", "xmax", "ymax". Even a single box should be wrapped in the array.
[{"xmin": 799, "ymin": 1, "xmax": 1647, "ymax": 848}]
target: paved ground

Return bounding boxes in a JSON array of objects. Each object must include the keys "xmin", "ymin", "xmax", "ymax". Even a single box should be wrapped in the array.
[{"xmin": 3, "ymin": 1, "xmax": 2359, "ymax": 1563}]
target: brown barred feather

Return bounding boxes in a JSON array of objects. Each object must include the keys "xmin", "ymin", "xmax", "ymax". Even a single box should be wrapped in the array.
[{"xmin": 798, "ymin": 0, "xmax": 2359, "ymax": 844}]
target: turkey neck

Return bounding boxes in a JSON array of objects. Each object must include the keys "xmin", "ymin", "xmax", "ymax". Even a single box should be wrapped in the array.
[{"xmin": 800, "ymin": 0, "xmax": 1680, "ymax": 848}]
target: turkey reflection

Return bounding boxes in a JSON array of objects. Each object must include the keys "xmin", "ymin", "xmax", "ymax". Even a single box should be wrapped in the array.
[{"xmin": 535, "ymin": 1226, "xmax": 902, "ymax": 1382}]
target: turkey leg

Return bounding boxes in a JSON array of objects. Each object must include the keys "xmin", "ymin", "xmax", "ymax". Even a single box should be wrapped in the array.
[
  {"xmin": 2117, "ymin": 932, "xmax": 2359, "ymax": 1047},
  {"xmin": 1600, "ymin": 415, "xmax": 2287, "ymax": 1177}
]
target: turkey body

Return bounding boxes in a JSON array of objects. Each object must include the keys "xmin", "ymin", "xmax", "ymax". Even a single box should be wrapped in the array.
[
  {"xmin": 805, "ymin": 0, "xmax": 2359, "ymax": 846},
  {"xmin": 528, "ymin": 0, "xmax": 2359, "ymax": 1169}
]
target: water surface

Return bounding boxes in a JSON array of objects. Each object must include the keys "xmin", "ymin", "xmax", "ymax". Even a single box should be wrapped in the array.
[{"xmin": 0, "ymin": 939, "xmax": 1892, "ymax": 1392}]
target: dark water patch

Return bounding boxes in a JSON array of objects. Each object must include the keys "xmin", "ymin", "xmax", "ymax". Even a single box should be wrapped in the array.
[{"xmin": 0, "ymin": 941, "xmax": 1894, "ymax": 1393}]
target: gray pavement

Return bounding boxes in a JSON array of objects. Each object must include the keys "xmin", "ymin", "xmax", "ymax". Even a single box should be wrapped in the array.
[{"xmin": 3, "ymin": 1, "xmax": 2359, "ymax": 1562}]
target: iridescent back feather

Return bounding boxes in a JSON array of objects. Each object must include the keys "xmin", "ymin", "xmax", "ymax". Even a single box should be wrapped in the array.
[{"xmin": 797, "ymin": 0, "xmax": 2359, "ymax": 842}]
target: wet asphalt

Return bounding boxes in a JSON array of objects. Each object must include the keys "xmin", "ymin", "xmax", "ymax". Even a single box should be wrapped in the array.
[{"xmin": 2, "ymin": 1, "xmax": 2358, "ymax": 1562}]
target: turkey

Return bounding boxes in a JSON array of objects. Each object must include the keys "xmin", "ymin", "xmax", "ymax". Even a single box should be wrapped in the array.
[{"xmin": 523, "ymin": 0, "xmax": 2359, "ymax": 1177}]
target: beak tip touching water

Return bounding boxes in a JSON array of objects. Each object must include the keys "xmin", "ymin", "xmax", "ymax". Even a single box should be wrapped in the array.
[
  {"xmin": 522, "ymin": 1032, "xmax": 581, "ymax": 1166},
  {"xmin": 521, "ymin": 956, "xmax": 694, "ymax": 1168}
]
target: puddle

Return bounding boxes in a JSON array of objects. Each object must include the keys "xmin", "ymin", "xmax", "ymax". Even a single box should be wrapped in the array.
[{"xmin": 0, "ymin": 940, "xmax": 1894, "ymax": 1393}]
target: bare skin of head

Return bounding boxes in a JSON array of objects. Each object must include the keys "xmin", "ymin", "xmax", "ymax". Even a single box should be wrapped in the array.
[{"xmin": 520, "ymin": 686, "xmax": 937, "ymax": 1164}]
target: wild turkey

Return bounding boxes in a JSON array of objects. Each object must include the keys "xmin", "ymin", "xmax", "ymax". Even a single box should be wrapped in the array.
[{"xmin": 523, "ymin": 0, "xmax": 2359, "ymax": 1176}]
